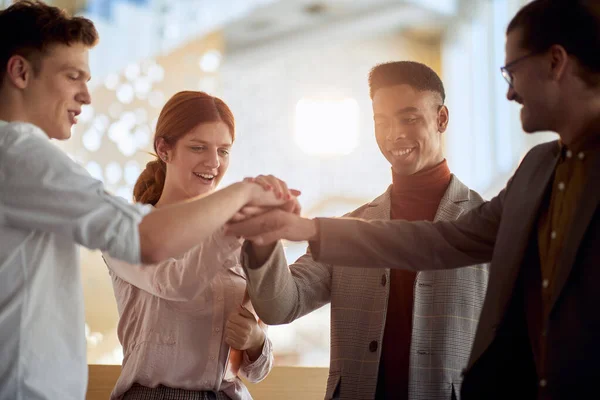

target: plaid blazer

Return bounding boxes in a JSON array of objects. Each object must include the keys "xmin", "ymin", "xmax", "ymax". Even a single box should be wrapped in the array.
[{"xmin": 241, "ymin": 175, "xmax": 489, "ymax": 400}]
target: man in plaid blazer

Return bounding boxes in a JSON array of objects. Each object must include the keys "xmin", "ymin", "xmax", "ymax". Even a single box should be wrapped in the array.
[{"xmin": 238, "ymin": 62, "xmax": 489, "ymax": 400}]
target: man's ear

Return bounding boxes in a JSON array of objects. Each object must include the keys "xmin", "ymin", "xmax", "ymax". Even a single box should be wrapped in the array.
[
  {"xmin": 5, "ymin": 55, "xmax": 33, "ymax": 89},
  {"xmin": 437, "ymin": 105, "xmax": 449, "ymax": 133}
]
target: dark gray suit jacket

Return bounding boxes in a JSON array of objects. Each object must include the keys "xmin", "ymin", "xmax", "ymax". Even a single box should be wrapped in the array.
[{"xmin": 313, "ymin": 140, "xmax": 600, "ymax": 399}]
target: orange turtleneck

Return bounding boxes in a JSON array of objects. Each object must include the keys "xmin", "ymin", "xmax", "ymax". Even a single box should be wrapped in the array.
[{"xmin": 376, "ymin": 159, "xmax": 452, "ymax": 400}]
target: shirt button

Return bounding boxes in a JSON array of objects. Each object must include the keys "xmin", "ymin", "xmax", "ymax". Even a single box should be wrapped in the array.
[
  {"xmin": 578, "ymin": 152, "xmax": 585, "ymax": 160},
  {"xmin": 557, "ymin": 182, "xmax": 565, "ymax": 191},
  {"xmin": 218, "ymin": 296, "xmax": 224, "ymax": 301},
  {"xmin": 566, "ymin": 150, "xmax": 572, "ymax": 158},
  {"xmin": 209, "ymin": 355, "xmax": 215, "ymax": 360},
  {"xmin": 369, "ymin": 340, "xmax": 378, "ymax": 352},
  {"xmin": 381, "ymin": 274, "xmax": 387, "ymax": 286},
  {"xmin": 224, "ymin": 259, "xmax": 235, "ymax": 268},
  {"xmin": 539, "ymin": 379, "xmax": 547, "ymax": 388},
  {"xmin": 551, "ymin": 231, "xmax": 557, "ymax": 240},
  {"xmin": 215, "ymin": 328, "xmax": 221, "ymax": 332},
  {"xmin": 542, "ymin": 279, "xmax": 549, "ymax": 289},
  {"xmin": 205, "ymin": 380, "xmax": 210, "ymax": 386}
]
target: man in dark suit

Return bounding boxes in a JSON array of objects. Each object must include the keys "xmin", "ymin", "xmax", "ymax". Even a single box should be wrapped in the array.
[{"xmin": 226, "ymin": 1, "xmax": 600, "ymax": 399}]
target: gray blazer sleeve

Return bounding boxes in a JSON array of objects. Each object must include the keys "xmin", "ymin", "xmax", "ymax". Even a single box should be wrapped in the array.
[
  {"xmin": 240, "ymin": 241, "xmax": 332, "ymax": 325},
  {"xmin": 313, "ymin": 188, "xmax": 506, "ymax": 271}
]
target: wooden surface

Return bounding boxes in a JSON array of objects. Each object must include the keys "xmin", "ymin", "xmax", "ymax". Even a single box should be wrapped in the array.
[{"xmin": 86, "ymin": 364, "xmax": 328, "ymax": 400}]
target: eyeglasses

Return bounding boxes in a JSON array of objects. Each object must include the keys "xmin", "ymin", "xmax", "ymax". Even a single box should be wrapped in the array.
[{"xmin": 500, "ymin": 52, "xmax": 537, "ymax": 87}]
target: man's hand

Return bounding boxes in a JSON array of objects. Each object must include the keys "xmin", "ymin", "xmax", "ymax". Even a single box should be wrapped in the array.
[
  {"xmin": 224, "ymin": 306, "xmax": 266, "ymax": 361},
  {"xmin": 226, "ymin": 209, "xmax": 319, "ymax": 245}
]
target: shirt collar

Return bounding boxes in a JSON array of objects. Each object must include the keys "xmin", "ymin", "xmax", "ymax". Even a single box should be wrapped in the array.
[{"xmin": 0, "ymin": 120, "xmax": 50, "ymax": 141}]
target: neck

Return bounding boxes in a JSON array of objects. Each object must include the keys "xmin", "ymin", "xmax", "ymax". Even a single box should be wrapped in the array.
[
  {"xmin": 0, "ymin": 89, "xmax": 30, "ymax": 123},
  {"xmin": 154, "ymin": 184, "xmax": 189, "ymax": 209},
  {"xmin": 391, "ymin": 159, "xmax": 451, "ymax": 190},
  {"xmin": 555, "ymin": 91, "xmax": 600, "ymax": 145}
]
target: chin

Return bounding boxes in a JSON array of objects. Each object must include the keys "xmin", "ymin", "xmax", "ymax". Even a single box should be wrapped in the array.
[
  {"xmin": 53, "ymin": 127, "xmax": 73, "ymax": 140},
  {"xmin": 521, "ymin": 117, "xmax": 546, "ymax": 134}
]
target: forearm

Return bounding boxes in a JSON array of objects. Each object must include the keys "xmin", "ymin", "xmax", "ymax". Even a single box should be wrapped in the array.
[
  {"xmin": 313, "ymin": 211, "xmax": 496, "ymax": 270},
  {"xmin": 139, "ymin": 182, "xmax": 251, "ymax": 263},
  {"xmin": 242, "ymin": 241, "xmax": 331, "ymax": 325},
  {"xmin": 246, "ymin": 242, "xmax": 278, "ymax": 269}
]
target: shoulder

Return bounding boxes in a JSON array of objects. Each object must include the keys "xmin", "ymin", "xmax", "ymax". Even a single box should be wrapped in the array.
[
  {"xmin": 448, "ymin": 175, "xmax": 486, "ymax": 211},
  {"xmin": 343, "ymin": 186, "xmax": 391, "ymax": 218},
  {"xmin": 521, "ymin": 140, "xmax": 560, "ymax": 166},
  {"xmin": 0, "ymin": 121, "xmax": 48, "ymax": 145}
]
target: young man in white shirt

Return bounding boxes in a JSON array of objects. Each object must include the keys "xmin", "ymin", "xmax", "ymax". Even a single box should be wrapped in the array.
[{"xmin": 0, "ymin": 2, "xmax": 293, "ymax": 399}]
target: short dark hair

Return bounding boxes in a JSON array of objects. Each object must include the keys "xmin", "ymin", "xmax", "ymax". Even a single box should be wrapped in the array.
[
  {"xmin": 368, "ymin": 61, "xmax": 445, "ymax": 103},
  {"xmin": 0, "ymin": 0, "xmax": 99, "ymax": 88},
  {"xmin": 507, "ymin": 0, "xmax": 600, "ymax": 85}
]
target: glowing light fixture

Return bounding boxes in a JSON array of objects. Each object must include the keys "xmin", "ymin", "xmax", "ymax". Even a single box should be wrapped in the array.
[{"xmin": 294, "ymin": 97, "xmax": 359, "ymax": 156}]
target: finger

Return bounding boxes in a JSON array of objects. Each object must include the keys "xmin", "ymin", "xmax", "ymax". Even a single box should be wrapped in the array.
[
  {"xmin": 238, "ymin": 306, "xmax": 257, "ymax": 320},
  {"xmin": 269, "ymin": 175, "xmax": 290, "ymax": 200},
  {"xmin": 281, "ymin": 199, "xmax": 300, "ymax": 214},
  {"xmin": 261, "ymin": 175, "xmax": 283, "ymax": 199},
  {"xmin": 290, "ymin": 189, "xmax": 301, "ymax": 197},
  {"xmin": 227, "ymin": 316, "xmax": 251, "ymax": 332},
  {"xmin": 252, "ymin": 175, "xmax": 273, "ymax": 191},
  {"xmin": 292, "ymin": 201, "xmax": 302, "ymax": 215},
  {"xmin": 225, "ymin": 329, "xmax": 246, "ymax": 345},
  {"xmin": 224, "ymin": 335, "xmax": 242, "ymax": 349},
  {"xmin": 229, "ymin": 212, "xmax": 248, "ymax": 223},
  {"xmin": 226, "ymin": 210, "xmax": 286, "ymax": 237},
  {"xmin": 240, "ymin": 206, "xmax": 270, "ymax": 217}
]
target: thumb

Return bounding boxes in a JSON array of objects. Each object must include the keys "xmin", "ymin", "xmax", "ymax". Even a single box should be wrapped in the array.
[{"xmin": 239, "ymin": 305, "xmax": 256, "ymax": 321}]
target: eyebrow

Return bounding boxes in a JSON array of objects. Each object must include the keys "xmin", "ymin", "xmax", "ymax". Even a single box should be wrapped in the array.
[
  {"xmin": 374, "ymin": 107, "xmax": 422, "ymax": 118},
  {"xmin": 61, "ymin": 65, "xmax": 92, "ymax": 82},
  {"xmin": 188, "ymin": 138, "xmax": 232, "ymax": 147}
]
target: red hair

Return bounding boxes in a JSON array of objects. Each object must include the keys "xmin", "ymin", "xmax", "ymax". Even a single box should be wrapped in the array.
[{"xmin": 133, "ymin": 91, "xmax": 235, "ymax": 205}]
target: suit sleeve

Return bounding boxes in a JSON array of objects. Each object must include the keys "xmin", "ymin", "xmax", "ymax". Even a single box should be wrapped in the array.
[{"xmin": 312, "ymin": 187, "xmax": 506, "ymax": 270}]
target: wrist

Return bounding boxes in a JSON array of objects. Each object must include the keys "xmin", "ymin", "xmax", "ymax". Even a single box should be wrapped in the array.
[
  {"xmin": 237, "ymin": 181, "xmax": 256, "ymax": 204},
  {"xmin": 247, "ymin": 331, "xmax": 266, "ymax": 361},
  {"xmin": 303, "ymin": 218, "xmax": 319, "ymax": 241}
]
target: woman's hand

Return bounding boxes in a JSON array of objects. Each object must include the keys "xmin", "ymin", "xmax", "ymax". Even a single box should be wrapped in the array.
[
  {"xmin": 224, "ymin": 306, "xmax": 266, "ymax": 361},
  {"xmin": 235, "ymin": 175, "xmax": 301, "ymax": 222}
]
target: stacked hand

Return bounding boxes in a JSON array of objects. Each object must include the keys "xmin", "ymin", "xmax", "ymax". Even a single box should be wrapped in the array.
[
  {"xmin": 229, "ymin": 175, "xmax": 318, "ymax": 246},
  {"xmin": 236, "ymin": 175, "xmax": 302, "ymax": 223},
  {"xmin": 224, "ymin": 306, "xmax": 265, "ymax": 361}
]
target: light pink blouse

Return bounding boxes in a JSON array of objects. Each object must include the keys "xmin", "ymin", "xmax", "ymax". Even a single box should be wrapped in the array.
[{"xmin": 103, "ymin": 228, "xmax": 273, "ymax": 400}]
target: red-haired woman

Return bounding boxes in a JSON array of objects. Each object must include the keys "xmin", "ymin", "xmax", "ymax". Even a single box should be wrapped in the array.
[{"xmin": 104, "ymin": 91, "xmax": 296, "ymax": 400}]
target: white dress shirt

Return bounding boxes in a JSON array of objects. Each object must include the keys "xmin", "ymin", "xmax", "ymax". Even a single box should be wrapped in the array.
[
  {"xmin": 104, "ymin": 229, "xmax": 273, "ymax": 400},
  {"xmin": 0, "ymin": 121, "xmax": 150, "ymax": 400}
]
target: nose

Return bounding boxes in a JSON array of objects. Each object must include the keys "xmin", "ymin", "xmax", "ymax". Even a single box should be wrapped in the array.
[
  {"xmin": 77, "ymin": 82, "xmax": 92, "ymax": 105},
  {"xmin": 203, "ymin": 149, "xmax": 220, "ymax": 169},
  {"xmin": 387, "ymin": 120, "xmax": 407, "ymax": 142},
  {"xmin": 506, "ymin": 86, "xmax": 516, "ymax": 102}
]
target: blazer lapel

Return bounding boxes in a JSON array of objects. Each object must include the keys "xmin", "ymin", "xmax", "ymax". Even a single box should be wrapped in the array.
[
  {"xmin": 362, "ymin": 187, "xmax": 392, "ymax": 220},
  {"xmin": 550, "ymin": 153, "xmax": 600, "ymax": 312},
  {"xmin": 434, "ymin": 175, "xmax": 470, "ymax": 222}
]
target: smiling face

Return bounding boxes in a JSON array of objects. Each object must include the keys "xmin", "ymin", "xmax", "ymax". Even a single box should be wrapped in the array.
[
  {"xmin": 158, "ymin": 121, "xmax": 233, "ymax": 200},
  {"xmin": 504, "ymin": 27, "xmax": 563, "ymax": 134},
  {"xmin": 19, "ymin": 43, "xmax": 92, "ymax": 140},
  {"xmin": 372, "ymin": 84, "xmax": 447, "ymax": 176}
]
